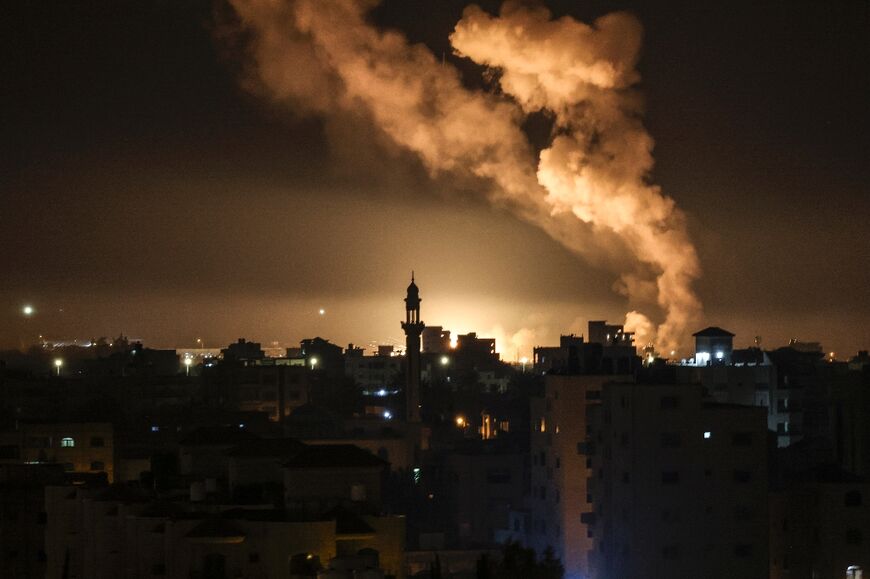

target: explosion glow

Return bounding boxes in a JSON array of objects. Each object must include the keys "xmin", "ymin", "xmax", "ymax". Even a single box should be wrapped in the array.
[{"xmin": 227, "ymin": 0, "xmax": 702, "ymax": 352}]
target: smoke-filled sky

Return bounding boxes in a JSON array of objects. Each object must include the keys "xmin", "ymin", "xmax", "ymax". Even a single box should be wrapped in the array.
[{"xmin": 4, "ymin": 0, "xmax": 869, "ymax": 358}]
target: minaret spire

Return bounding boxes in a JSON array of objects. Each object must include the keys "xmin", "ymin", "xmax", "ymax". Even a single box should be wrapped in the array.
[{"xmin": 402, "ymin": 273, "xmax": 424, "ymax": 423}]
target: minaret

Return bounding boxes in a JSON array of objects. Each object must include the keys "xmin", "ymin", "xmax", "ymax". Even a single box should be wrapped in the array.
[{"xmin": 401, "ymin": 272, "xmax": 424, "ymax": 423}]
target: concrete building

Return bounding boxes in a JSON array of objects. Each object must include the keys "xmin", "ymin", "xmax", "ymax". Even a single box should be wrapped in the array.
[
  {"xmin": 422, "ymin": 326, "xmax": 451, "ymax": 354},
  {"xmin": 345, "ymin": 349, "xmax": 403, "ymax": 392},
  {"xmin": 0, "ymin": 422, "xmax": 115, "ymax": 481},
  {"xmin": 587, "ymin": 382, "xmax": 769, "ymax": 579},
  {"xmin": 43, "ymin": 440, "xmax": 405, "ymax": 579},
  {"xmin": 0, "ymin": 463, "xmax": 65, "ymax": 579},
  {"xmin": 527, "ymin": 374, "xmax": 624, "ymax": 578},
  {"xmin": 770, "ymin": 468, "xmax": 869, "ymax": 579}
]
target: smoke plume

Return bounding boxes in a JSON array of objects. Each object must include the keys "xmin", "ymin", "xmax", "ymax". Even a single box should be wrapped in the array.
[{"xmin": 224, "ymin": 0, "xmax": 702, "ymax": 352}]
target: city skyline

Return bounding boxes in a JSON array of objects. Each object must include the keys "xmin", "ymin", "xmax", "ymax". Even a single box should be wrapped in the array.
[{"xmin": 5, "ymin": 0, "xmax": 869, "ymax": 356}]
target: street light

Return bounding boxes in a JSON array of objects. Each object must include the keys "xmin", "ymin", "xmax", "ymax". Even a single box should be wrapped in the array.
[
  {"xmin": 22, "ymin": 305, "xmax": 34, "ymax": 316},
  {"xmin": 53, "ymin": 358, "xmax": 63, "ymax": 377},
  {"xmin": 520, "ymin": 356, "xmax": 529, "ymax": 373},
  {"xmin": 183, "ymin": 357, "xmax": 192, "ymax": 376},
  {"xmin": 455, "ymin": 416, "xmax": 466, "ymax": 428},
  {"xmin": 310, "ymin": 357, "xmax": 318, "ymax": 370},
  {"xmin": 440, "ymin": 355, "xmax": 449, "ymax": 366}
]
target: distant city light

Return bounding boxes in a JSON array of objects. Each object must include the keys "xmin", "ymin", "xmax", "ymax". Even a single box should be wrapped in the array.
[
  {"xmin": 310, "ymin": 357, "xmax": 319, "ymax": 369},
  {"xmin": 151, "ymin": 425, "xmax": 160, "ymax": 433},
  {"xmin": 449, "ymin": 336, "xmax": 458, "ymax": 349},
  {"xmin": 455, "ymin": 416, "xmax": 466, "ymax": 428},
  {"xmin": 318, "ymin": 308, "xmax": 325, "ymax": 315},
  {"xmin": 53, "ymin": 358, "xmax": 63, "ymax": 376},
  {"xmin": 22, "ymin": 305, "xmax": 34, "ymax": 316},
  {"xmin": 440, "ymin": 355, "xmax": 449, "ymax": 366},
  {"xmin": 383, "ymin": 410, "xmax": 392, "ymax": 420},
  {"xmin": 183, "ymin": 357, "xmax": 192, "ymax": 376},
  {"xmin": 704, "ymin": 431, "xmax": 712, "ymax": 439},
  {"xmin": 715, "ymin": 351, "xmax": 724, "ymax": 360}
]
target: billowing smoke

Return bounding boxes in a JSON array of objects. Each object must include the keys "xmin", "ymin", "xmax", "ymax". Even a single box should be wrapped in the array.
[{"xmin": 224, "ymin": 0, "xmax": 702, "ymax": 353}]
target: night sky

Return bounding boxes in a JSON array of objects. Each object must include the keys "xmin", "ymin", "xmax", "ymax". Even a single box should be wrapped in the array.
[{"xmin": 4, "ymin": 0, "xmax": 869, "ymax": 357}]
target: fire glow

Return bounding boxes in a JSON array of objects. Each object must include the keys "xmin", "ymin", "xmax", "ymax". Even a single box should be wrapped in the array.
[{"xmin": 226, "ymin": 0, "xmax": 702, "ymax": 353}]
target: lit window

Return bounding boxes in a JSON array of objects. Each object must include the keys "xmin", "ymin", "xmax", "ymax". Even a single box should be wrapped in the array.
[
  {"xmin": 60, "ymin": 437, "xmax": 75, "ymax": 448},
  {"xmin": 704, "ymin": 431, "xmax": 712, "ymax": 439}
]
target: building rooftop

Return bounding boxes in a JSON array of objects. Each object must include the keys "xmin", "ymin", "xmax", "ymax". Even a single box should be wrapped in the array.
[
  {"xmin": 692, "ymin": 326, "xmax": 735, "ymax": 338},
  {"xmin": 224, "ymin": 437, "xmax": 306, "ymax": 458},
  {"xmin": 179, "ymin": 426, "xmax": 260, "ymax": 447},
  {"xmin": 283, "ymin": 444, "xmax": 387, "ymax": 469}
]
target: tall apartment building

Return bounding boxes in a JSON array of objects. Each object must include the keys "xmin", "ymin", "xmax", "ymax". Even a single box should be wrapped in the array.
[
  {"xmin": 528, "ymin": 374, "xmax": 631, "ymax": 579},
  {"xmin": 587, "ymin": 382, "xmax": 769, "ymax": 579}
]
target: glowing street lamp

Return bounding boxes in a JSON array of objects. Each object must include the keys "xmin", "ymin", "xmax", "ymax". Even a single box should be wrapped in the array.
[
  {"xmin": 183, "ymin": 357, "xmax": 192, "ymax": 376},
  {"xmin": 22, "ymin": 305, "xmax": 34, "ymax": 316},
  {"xmin": 53, "ymin": 358, "xmax": 63, "ymax": 377},
  {"xmin": 440, "ymin": 355, "xmax": 449, "ymax": 366},
  {"xmin": 455, "ymin": 416, "xmax": 466, "ymax": 428},
  {"xmin": 310, "ymin": 357, "xmax": 319, "ymax": 370},
  {"xmin": 520, "ymin": 356, "xmax": 529, "ymax": 373}
]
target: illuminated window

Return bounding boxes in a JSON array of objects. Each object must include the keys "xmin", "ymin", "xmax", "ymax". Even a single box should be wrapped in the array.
[
  {"xmin": 704, "ymin": 431, "xmax": 712, "ymax": 439},
  {"xmin": 60, "ymin": 437, "xmax": 75, "ymax": 448}
]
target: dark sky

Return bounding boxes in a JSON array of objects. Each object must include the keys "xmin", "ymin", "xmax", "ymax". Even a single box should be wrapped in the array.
[{"xmin": 3, "ymin": 0, "xmax": 869, "ymax": 357}]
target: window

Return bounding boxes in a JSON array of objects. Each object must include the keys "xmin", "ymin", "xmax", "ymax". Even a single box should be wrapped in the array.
[
  {"xmin": 90, "ymin": 461, "xmax": 105, "ymax": 471},
  {"xmin": 846, "ymin": 528, "xmax": 862, "ymax": 545},
  {"xmin": 60, "ymin": 437, "xmax": 75, "ymax": 448},
  {"xmin": 662, "ymin": 471, "xmax": 680, "ymax": 484},
  {"xmin": 661, "ymin": 432, "xmax": 682, "ymax": 448},
  {"xmin": 845, "ymin": 490, "xmax": 863, "ymax": 507},
  {"xmin": 732, "ymin": 432, "xmax": 754, "ymax": 446},
  {"xmin": 90, "ymin": 437, "xmax": 104, "ymax": 447},
  {"xmin": 26, "ymin": 437, "xmax": 50, "ymax": 449},
  {"xmin": 733, "ymin": 470, "xmax": 752, "ymax": 483},
  {"xmin": 660, "ymin": 396, "xmax": 680, "ymax": 409},
  {"xmin": 734, "ymin": 505, "xmax": 757, "ymax": 521},
  {"xmin": 703, "ymin": 431, "xmax": 712, "ymax": 439},
  {"xmin": 486, "ymin": 468, "xmax": 512, "ymax": 484}
]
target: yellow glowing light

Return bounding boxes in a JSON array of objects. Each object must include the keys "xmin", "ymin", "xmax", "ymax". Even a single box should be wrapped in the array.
[
  {"xmin": 183, "ymin": 358, "xmax": 192, "ymax": 366},
  {"xmin": 22, "ymin": 305, "xmax": 34, "ymax": 316},
  {"xmin": 455, "ymin": 416, "xmax": 466, "ymax": 428},
  {"xmin": 440, "ymin": 355, "xmax": 449, "ymax": 366},
  {"xmin": 318, "ymin": 308, "xmax": 325, "ymax": 315},
  {"xmin": 520, "ymin": 356, "xmax": 529, "ymax": 365},
  {"xmin": 54, "ymin": 358, "xmax": 63, "ymax": 367},
  {"xmin": 310, "ymin": 357, "xmax": 319, "ymax": 368},
  {"xmin": 449, "ymin": 336, "xmax": 458, "ymax": 349}
]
